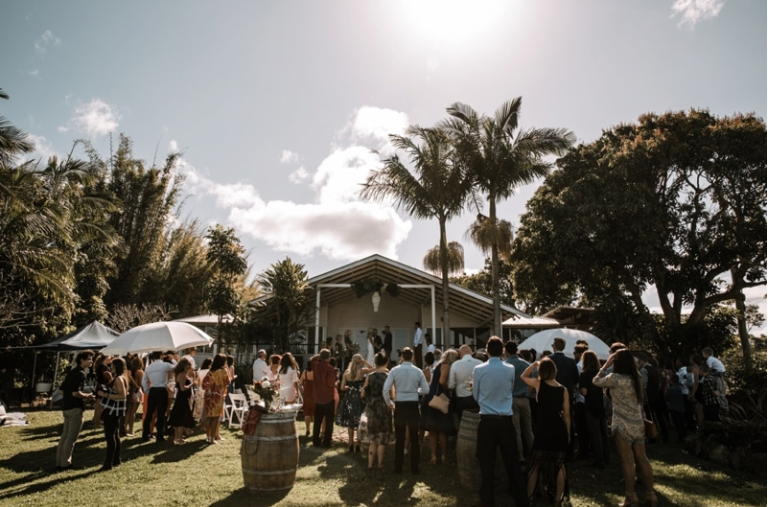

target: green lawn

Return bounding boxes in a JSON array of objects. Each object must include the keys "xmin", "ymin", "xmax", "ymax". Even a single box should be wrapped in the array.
[{"xmin": 0, "ymin": 409, "xmax": 763, "ymax": 506}]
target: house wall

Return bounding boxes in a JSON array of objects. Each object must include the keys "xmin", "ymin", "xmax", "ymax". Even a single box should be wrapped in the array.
[
  {"xmin": 321, "ymin": 291, "xmax": 419, "ymax": 355},
  {"xmin": 312, "ymin": 290, "xmax": 494, "ymax": 357}
]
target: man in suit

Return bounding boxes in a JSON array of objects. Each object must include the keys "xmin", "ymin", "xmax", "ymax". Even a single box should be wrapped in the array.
[{"xmin": 382, "ymin": 325, "xmax": 393, "ymax": 364}]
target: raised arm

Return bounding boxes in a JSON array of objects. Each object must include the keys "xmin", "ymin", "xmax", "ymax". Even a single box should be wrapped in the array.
[{"xmin": 521, "ymin": 362, "xmax": 540, "ymax": 390}]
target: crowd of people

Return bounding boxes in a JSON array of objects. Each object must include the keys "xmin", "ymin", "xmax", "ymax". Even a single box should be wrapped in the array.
[{"xmin": 54, "ymin": 331, "xmax": 728, "ymax": 507}]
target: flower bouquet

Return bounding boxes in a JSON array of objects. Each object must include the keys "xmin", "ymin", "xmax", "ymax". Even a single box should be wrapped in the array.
[{"xmin": 253, "ymin": 377, "xmax": 282, "ymax": 413}]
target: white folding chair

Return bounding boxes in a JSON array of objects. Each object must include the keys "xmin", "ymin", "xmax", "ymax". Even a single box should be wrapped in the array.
[{"xmin": 228, "ymin": 392, "xmax": 248, "ymax": 429}]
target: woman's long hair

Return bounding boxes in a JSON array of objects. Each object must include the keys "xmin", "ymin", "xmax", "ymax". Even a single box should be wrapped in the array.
[
  {"xmin": 439, "ymin": 349, "xmax": 459, "ymax": 367},
  {"xmin": 347, "ymin": 354, "xmax": 363, "ymax": 380},
  {"xmin": 210, "ymin": 353, "xmax": 227, "ymax": 371},
  {"xmin": 612, "ymin": 349, "xmax": 643, "ymax": 402},
  {"xmin": 581, "ymin": 350, "xmax": 600, "ymax": 372},
  {"xmin": 174, "ymin": 358, "xmax": 191, "ymax": 376},
  {"xmin": 279, "ymin": 352, "xmax": 298, "ymax": 375}
]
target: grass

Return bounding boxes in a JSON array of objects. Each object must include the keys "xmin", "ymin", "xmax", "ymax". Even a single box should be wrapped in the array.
[{"xmin": 0, "ymin": 408, "xmax": 764, "ymax": 507}]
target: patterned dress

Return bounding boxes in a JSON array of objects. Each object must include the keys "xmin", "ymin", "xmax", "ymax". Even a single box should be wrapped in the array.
[
  {"xmin": 203, "ymin": 368, "xmax": 229, "ymax": 418},
  {"xmin": 363, "ymin": 372, "xmax": 392, "ymax": 445},
  {"xmin": 336, "ymin": 378, "xmax": 365, "ymax": 427},
  {"xmin": 593, "ymin": 372, "xmax": 645, "ymax": 445}
]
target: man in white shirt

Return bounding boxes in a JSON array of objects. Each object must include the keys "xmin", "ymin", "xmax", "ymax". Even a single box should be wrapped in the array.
[
  {"xmin": 413, "ymin": 322, "xmax": 424, "ymax": 369},
  {"xmin": 141, "ymin": 351, "xmax": 176, "ymax": 443},
  {"xmin": 252, "ymin": 349, "xmax": 271, "ymax": 383},
  {"xmin": 449, "ymin": 344, "xmax": 482, "ymax": 422}
]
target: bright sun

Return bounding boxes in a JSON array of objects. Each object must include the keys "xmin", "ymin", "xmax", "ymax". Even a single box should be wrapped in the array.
[{"xmin": 400, "ymin": 0, "xmax": 514, "ymax": 48}]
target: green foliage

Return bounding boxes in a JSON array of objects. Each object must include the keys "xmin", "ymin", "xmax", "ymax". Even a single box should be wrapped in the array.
[
  {"xmin": 513, "ymin": 110, "xmax": 767, "ymax": 351},
  {"xmin": 351, "ymin": 279, "xmax": 384, "ymax": 298},
  {"xmin": 442, "ymin": 98, "xmax": 576, "ymax": 335},
  {"xmin": 256, "ymin": 257, "xmax": 313, "ymax": 353},
  {"xmin": 450, "ymin": 257, "xmax": 515, "ymax": 308}
]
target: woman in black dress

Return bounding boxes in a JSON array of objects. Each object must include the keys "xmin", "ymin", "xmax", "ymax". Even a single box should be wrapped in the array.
[
  {"xmin": 168, "ymin": 358, "xmax": 196, "ymax": 445},
  {"xmin": 521, "ymin": 358, "xmax": 571, "ymax": 506},
  {"xmin": 420, "ymin": 348, "xmax": 458, "ymax": 465}
]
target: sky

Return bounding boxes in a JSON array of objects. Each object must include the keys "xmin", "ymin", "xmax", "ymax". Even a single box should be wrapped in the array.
[{"xmin": 1, "ymin": 0, "xmax": 766, "ymax": 323}]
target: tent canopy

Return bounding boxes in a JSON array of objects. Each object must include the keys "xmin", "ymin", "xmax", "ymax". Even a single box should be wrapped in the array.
[
  {"xmin": 517, "ymin": 328, "xmax": 611, "ymax": 360},
  {"xmin": 30, "ymin": 321, "xmax": 119, "ymax": 351}
]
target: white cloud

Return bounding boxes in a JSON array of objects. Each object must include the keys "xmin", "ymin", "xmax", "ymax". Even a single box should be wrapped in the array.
[
  {"xmin": 178, "ymin": 105, "xmax": 414, "ymax": 262},
  {"xmin": 312, "ymin": 146, "xmax": 381, "ymax": 204},
  {"xmin": 343, "ymin": 106, "xmax": 409, "ymax": 152},
  {"xmin": 169, "ymin": 140, "xmax": 178, "ymax": 151},
  {"xmin": 28, "ymin": 69, "xmax": 40, "ymax": 78},
  {"xmin": 289, "ymin": 167, "xmax": 309, "ymax": 184},
  {"xmin": 670, "ymin": 0, "xmax": 725, "ymax": 27},
  {"xmin": 59, "ymin": 98, "xmax": 120, "ymax": 137},
  {"xmin": 34, "ymin": 30, "xmax": 61, "ymax": 55},
  {"xmin": 25, "ymin": 134, "xmax": 60, "ymax": 163},
  {"xmin": 280, "ymin": 149, "xmax": 300, "ymax": 164}
]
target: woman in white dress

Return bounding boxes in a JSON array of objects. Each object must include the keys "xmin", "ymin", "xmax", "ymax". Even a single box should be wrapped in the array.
[
  {"xmin": 278, "ymin": 353, "xmax": 300, "ymax": 404},
  {"xmin": 366, "ymin": 329, "xmax": 376, "ymax": 366}
]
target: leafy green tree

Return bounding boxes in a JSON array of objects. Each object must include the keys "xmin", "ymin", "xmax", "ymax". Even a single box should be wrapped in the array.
[
  {"xmin": 442, "ymin": 98, "xmax": 576, "ymax": 336},
  {"xmin": 257, "ymin": 258, "xmax": 313, "ymax": 353},
  {"xmin": 204, "ymin": 225, "xmax": 248, "ymax": 345},
  {"xmin": 361, "ymin": 126, "xmax": 475, "ymax": 341},
  {"xmin": 513, "ymin": 110, "xmax": 766, "ymax": 361},
  {"xmin": 103, "ymin": 134, "xmax": 185, "ymax": 308},
  {"xmin": 450, "ymin": 256, "xmax": 516, "ymax": 309}
]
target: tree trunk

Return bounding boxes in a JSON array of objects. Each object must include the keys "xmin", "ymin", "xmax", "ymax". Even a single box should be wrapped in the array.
[
  {"xmin": 439, "ymin": 219, "xmax": 451, "ymax": 348},
  {"xmin": 489, "ymin": 199, "xmax": 502, "ymax": 338},
  {"xmin": 732, "ymin": 270, "xmax": 753, "ymax": 370}
]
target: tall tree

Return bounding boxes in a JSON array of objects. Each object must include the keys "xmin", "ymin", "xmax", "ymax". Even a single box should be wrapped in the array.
[
  {"xmin": 257, "ymin": 258, "xmax": 313, "ymax": 353},
  {"xmin": 204, "ymin": 225, "xmax": 248, "ymax": 345},
  {"xmin": 512, "ymin": 110, "xmax": 766, "ymax": 359},
  {"xmin": 361, "ymin": 126, "xmax": 475, "ymax": 342},
  {"xmin": 442, "ymin": 98, "xmax": 576, "ymax": 335},
  {"xmin": 101, "ymin": 134, "xmax": 185, "ymax": 308}
]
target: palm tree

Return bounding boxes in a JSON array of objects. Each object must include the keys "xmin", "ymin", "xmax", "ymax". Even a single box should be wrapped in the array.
[
  {"xmin": 441, "ymin": 98, "xmax": 576, "ymax": 335},
  {"xmin": 360, "ymin": 126, "xmax": 475, "ymax": 343},
  {"xmin": 257, "ymin": 257, "xmax": 313, "ymax": 353},
  {"xmin": 423, "ymin": 241, "xmax": 464, "ymax": 276}
]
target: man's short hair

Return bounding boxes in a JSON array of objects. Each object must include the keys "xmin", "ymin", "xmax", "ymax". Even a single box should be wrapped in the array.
[
  {"xmin": 610, "ymin": 342, "xmax": 627, "ymax": 353},
  {"xmin": 401, "ymin": 347, "xmax": 413, "ymax": 361},
  {"xmin": 75, "ymin": 349, "xmax": 95, "ymax": 364},
  {"xmin": 486, "ymin": 336, "xmax": 503, "ymax": 357},
  {"xmin": 702, "ymin": 347, "xmax": 713, "ymax": 357},
  {"xmin": 504, "ymin": 341, "xmax": 518, "ymax": 355},
  {"xmin": 573, "ymin": 344, "xmax": 588, "ymax": 356},
  {"xmin": 319, "ymin": 349, "xmax": 331, "ymax": 361},
  {"xmin": 552, "ymin": 337, "xmax": 566, "ymax": 351},
  {"xmin": 415, "ymin": 322, "xmax": 421, "ymax": 327}
]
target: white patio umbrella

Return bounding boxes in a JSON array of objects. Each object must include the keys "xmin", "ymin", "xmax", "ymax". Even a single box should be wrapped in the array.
[
  {"xmin": 517, "ymin": 328, "xmax": 611, "ymax": 360},
  {"xmin": 101, "ymin": 321, "xmax": 214, "ymax": 356}
]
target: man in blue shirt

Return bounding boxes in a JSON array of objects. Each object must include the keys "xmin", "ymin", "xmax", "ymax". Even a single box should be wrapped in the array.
[
  {"xmin": 473, "ymin": 337, "xmax": 529, "ymax": 507},
  {"xmin": 383, "ymin": 347, "xmax": 429, "ymax": 474},
  {"xmin": 505, "ymin": 341, "xmax": 533, "ymax": 462}
]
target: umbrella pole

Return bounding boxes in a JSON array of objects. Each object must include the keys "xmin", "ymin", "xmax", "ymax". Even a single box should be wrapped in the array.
[{"xmin": 31, "ymin": 351, "xmax": 38, "ymax": 405}]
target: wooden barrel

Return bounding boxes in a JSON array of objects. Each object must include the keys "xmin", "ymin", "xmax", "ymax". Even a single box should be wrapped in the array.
[
  {"xmin": 456, "ymin": 410, "xmax": 508, "ymax": 491},
  {"xmin": 241, "ymin": 411, "xmax": 300, "ymax": 491}
]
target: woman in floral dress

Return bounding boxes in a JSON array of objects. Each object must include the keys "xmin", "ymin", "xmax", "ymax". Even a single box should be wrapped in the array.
[
  {"xmin": 336, "ymin": 353, "xmax": 371, "ymax": 452},
  {"xmin": 202, "ymin": 353, "xmax": 229, "ymax": 444},
  {"xmin": 593, "ymin": 349, "xmax": 657, "ymax": 507},
  {"xmin": 361, "ymin": 352, "xmax": 391, "ymax": 470}
]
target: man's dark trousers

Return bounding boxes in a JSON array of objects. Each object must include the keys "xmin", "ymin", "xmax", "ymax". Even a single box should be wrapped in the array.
[
  {"xmin": 394, "ymin": 401, "xmax": 421, "ymax": 473},
  {"xmin": 143, "ymin": 387, "xmax": 168, "ymax": 441},
  {"xmin": 313, "ymin": 401, "xmax": 335, "ymax": 447},
  {"xmin": 477, "ymin": 415, "xmax": 529, "ymax": 507}
]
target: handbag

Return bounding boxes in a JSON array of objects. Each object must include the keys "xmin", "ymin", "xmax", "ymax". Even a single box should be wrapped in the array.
[
  {"xmin": 428, "ymin": 393, "xmax": 451, "ymax": 414},
  {"xmin": 643, "ymin": 417, "xmax": 658, "ymax": 439}
]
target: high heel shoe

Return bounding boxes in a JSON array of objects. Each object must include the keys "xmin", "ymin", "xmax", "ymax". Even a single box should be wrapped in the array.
[{"xmin": 645, "ymin": 491, "xmax": 658, "ymax": 507}]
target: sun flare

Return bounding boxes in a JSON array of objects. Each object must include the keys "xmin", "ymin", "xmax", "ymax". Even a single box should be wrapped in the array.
[{"xmin": 401, "ymin": 0, "xmax": 514, "ymax": 48}]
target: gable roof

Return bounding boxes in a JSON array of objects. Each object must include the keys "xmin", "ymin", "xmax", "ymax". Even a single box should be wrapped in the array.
[{"xmin": 285, "ymin": 254, "xmax": 530, "ymax": 326}]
